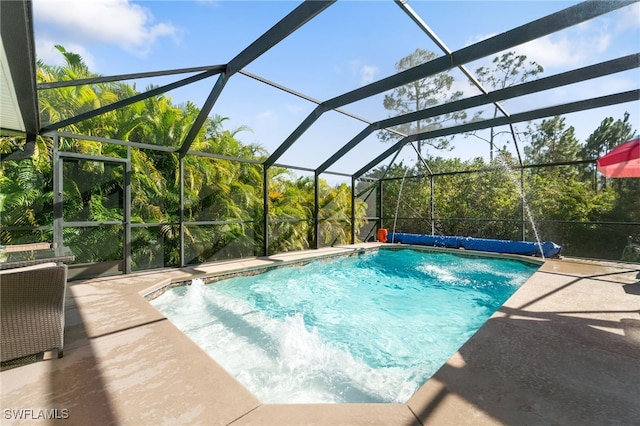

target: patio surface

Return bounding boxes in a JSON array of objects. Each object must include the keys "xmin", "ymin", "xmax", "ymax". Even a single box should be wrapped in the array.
[{"xmin": 1, "ymin": 243, "xmax": 639, "ymax": 425}]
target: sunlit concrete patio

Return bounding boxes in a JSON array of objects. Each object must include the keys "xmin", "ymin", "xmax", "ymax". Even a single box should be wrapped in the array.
[{"xmin": 1, "ymin": 243, "xmax": 639, "ymax": 425}]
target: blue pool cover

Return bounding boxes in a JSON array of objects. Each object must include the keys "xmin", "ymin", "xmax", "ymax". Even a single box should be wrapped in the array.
[{"xmin": 386, "ymin": 232, "xmax": 561, "ymax": 258}]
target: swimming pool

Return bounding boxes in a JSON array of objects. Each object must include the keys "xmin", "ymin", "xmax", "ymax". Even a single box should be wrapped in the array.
[{"xmin": 149, "ymin": 248, "xmax": 539, "ymax": 403}]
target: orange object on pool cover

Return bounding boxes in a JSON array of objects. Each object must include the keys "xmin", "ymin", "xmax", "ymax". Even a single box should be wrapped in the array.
[{"xmin": 597, "ymin": 136, "xmax": 640, "ymax": 178}]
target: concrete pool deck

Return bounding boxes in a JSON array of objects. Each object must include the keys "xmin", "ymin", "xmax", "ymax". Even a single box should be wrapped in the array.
[{"xmin": 1, "ymin": 243, "xmax": 639, "ymax": 425}]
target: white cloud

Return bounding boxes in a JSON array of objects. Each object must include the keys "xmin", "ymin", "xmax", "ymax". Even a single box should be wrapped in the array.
[
  {"xmin": 256, "ymin": 110, "xmax": 276, "ymax": 122},
  {"xmin": 347, "ymin": 59, "xmax": 379, "ymax": 85},
  {"xmin": 35, "ymin": 38, "xmax": 96, "ymax": 68},
  {"xmin": 360, "ymin": 65, "xmax": 379, "ymax": 85},
  {"xmin": 615, "ymin": 2, "xmax": 640, "ymax": 31},
  {"xmin": 517, "ymin": 29, "xmax": 612, "ymax": 70},
  {"xmin": 598, "ymin": 75, "xmax": 639, "ymax": 94},
  {"xmin": 517, "ymin": 36, "xmax": 583, "ymax": 68},
  {"xmin": 467, "ymin": 21, "xmax": 616, "ymax": 72},
  {"xmin": 33, "ymin": 0, "xmax": 179, "ymax": 57},
  {"xmin": 465, "ymin": 32, "xmax": 498, "ymax": 47},
  {"xmin": 465, "ymin": 1, "xmax": 639, "ymax": 73}
]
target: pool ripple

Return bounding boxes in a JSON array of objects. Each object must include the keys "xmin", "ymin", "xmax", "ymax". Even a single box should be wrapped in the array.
[{"xmin": 150, "ymin": 249, "xmax": 538, "ymax": 403}]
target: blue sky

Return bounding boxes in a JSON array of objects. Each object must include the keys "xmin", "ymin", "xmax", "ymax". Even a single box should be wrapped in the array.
[{"xmin": 33, "ymin": 0, "xmax": 640, "ymax": 179}]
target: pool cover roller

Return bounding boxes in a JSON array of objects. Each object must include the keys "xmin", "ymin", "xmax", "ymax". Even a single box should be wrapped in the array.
[{"xmin": 386, "ymin": 232, "xmax": 561, "ymax": 258}]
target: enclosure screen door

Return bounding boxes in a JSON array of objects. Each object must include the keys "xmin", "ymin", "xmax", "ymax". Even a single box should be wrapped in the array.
[{"xmin": 59, "ymin": 155, "xmax": 128, "ymax": 274}]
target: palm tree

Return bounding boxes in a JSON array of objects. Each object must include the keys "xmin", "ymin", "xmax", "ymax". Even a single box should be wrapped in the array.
[
  {"xmin": 0, "ymin": 137, "xmax": 54, "ymax": 244},
  {"xmin": 38, "ymin": 45, "xmax": 119, "ymax": 141}
]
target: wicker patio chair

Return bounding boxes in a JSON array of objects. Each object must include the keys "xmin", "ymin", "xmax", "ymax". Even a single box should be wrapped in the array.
[{"xmin": 1, "ymin": 263, "xmax": 68, "ymax": 362}]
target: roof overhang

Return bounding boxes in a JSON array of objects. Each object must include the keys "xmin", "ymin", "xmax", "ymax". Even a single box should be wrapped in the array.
[{"xmin": 0, "ymin": 0, "xmax": 39, "ymax": 139}]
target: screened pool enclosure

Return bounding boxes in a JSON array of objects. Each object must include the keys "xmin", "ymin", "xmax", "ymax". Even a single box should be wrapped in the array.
[{"xmin": 1, "ymin": 0, "xmax": 639, "ymax": 278}]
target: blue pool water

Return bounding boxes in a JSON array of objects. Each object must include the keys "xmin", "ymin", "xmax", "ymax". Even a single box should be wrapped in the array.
[{"xmin": 150, "ymin": 249, "xmax": 538, "ymax": 403}]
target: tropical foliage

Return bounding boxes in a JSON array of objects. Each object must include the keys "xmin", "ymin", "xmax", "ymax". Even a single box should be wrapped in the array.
[
  {"xmin": 366, "ymin": 113, "xmax": 638, "ymax": 261},
  {"xmin": 1, "ymin": 47, "xmax": 638, "ymax": 272},
  {"xmin": 1, "ymin": 48, "xmax": 364, "ymax": 271},
  {"xmin": 367, "ymin": 50, "xmax": 638, "ymax": 261},
  {"xmin": 379, "ymin": 48, "xmax": 467, "ymax": 154}
]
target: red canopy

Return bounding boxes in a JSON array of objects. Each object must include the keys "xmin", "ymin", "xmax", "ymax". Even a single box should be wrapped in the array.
[{"xmin": 597, "ymin": 136, "xmax": 640, "ymax": 178}]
